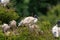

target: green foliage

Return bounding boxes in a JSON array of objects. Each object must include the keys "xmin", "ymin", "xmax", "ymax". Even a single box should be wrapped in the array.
[
  {"xmin": 11, "ymin": 0, "xmax": 60, "ymax": 17},
  {"xmin": 47, "ymin": 4, "xmax": 60, "ymax": 16},
  {"xmin": 0, "ymin": 6, "xmax": 19, "ymax": 23},
  {"xmin": 14, "ymin": 0, "xmax": 30, "ymax": 17},
  {"xmin": 0, "ymin": 21, "xmax": 2, "ymax": 24},
  {"xmin": 47, "ymin": 4, "xmax": 60, "ymax": 24}
]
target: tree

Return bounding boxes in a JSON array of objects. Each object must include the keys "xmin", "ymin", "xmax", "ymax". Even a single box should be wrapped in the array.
[{"xmin": 11, "ymin": 0, "xmax": 60, "ymax": 17}]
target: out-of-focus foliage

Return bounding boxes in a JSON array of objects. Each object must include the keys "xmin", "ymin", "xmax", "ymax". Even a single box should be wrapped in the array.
[
  {"xmin": 47, "ymin": 4, "xmax": 60, "ymax": 16},
  {"xmin": 0, "ymin": 6, "xmax": 19, "ymax": 23},
  {"xmin": 14, "ymin": 0, "xmax": 60, "ymax": 17},
  {"xmin": 13, "ymin": 0, "xmax": 30, "ymax": 17},
  {"xmin": 8, "ymin": 0, "xmax": 60, "ymax": 18},
  {"xmin": 0, "ymin": 21, "xmax": 2, "ymax": 24},
  {"xmin": 47, "ymin": 4, "xmax": 60, "ymax": 24}
]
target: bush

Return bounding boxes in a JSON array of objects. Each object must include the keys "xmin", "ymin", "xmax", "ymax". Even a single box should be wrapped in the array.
[
  {"xmin": 0, "ymin": 6, "xmax": 19, "ymax": 23},
  {"xmin": 47, "ymin": 4, "xmax": 60, "ymax": 25},
  {"xmin": 47, "ymin": 4, "xmax": 60, "ymax": 16}
]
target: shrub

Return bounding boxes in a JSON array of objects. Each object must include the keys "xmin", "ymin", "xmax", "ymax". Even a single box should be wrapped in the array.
[
  {"xmin": 0, "ymin": 6, "xmax": 19, "ymax": 23},
  {"xmin": 47, "ymin": 4, "xmax": 60, "ymax": 25}
]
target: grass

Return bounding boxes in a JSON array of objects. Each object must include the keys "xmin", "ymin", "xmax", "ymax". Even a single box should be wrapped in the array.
[{"xmin": 0, "ymin": 21, "xmax": 60, "ymax": 40}]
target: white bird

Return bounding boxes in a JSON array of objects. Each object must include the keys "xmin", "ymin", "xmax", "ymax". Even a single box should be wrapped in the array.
[
  {"xmin": 2, "ymin": 23, "xmax": 10, "ymax": 33},
  {"xmin": 18, "ymin": 16, "xmax": 38, "ymax": 27},
  {"xmin": 9, "ymin": 20, "xmax": 17, "ymax": 31},
  {"xmin": 52, "ymin": 24, "xmax": 59, "ymax": 37},
  {"xmin": 0, "ymin": 0, "xmax": 10, "ymax": 6}
]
